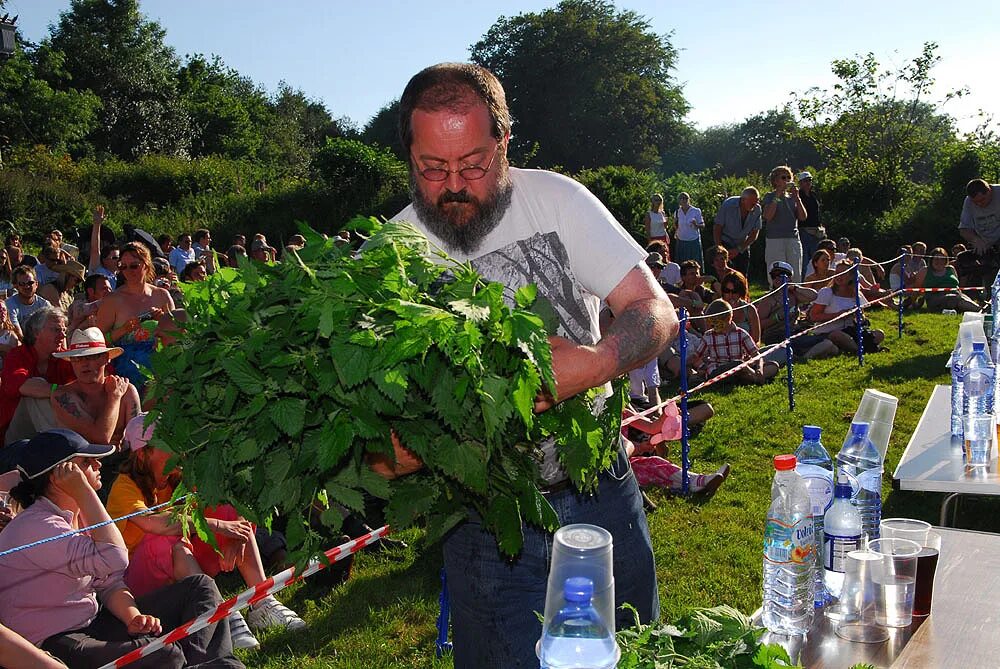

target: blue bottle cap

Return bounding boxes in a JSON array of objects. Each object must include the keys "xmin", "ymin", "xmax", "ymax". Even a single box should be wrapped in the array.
[
  {"xmin": 802, "ymin": 425, "xmax": 822, "ymax": 440},
  {"xmin": 563, "ymin": 576, "xmax": 594, "ymax": 603},
  {"xmin": 850, "ymin": 421, "xmax": 870, "ymax": 437},
  {"xmin": 973, "ymin": 341, "xmax": 985, "ymax": 352}
]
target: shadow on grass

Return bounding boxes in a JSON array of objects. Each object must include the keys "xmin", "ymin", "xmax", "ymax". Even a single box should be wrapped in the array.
[{"xmin": 869, "ymin": 352, "xmax": 950, "ymax": 382}]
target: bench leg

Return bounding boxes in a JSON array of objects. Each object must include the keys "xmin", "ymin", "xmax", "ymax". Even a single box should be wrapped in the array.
[{"xmin": 940, "ymin": 493, "xmax": 961, "ymax": 527}]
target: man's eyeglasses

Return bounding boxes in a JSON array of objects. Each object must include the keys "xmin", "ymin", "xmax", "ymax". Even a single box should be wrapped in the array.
[
  {"xmin": 119, "ymin": 262, "xmax": 143, "ymax": 271},
  {"xmin": 16, "ymin": 280, "xmax": 35, "ymax": 287},
  {"xmin": 413, "ymin": 143, "xmax": 501, "ymax": 182},
  {"xmin": 770, "ymin": 272, "xmax": 792, "ymax": 279}
]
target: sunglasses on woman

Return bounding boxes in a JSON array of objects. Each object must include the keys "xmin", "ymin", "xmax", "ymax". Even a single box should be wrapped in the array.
[{"xmin": 119, "ymin": 262, "xmax": 143, "ymax": 271}]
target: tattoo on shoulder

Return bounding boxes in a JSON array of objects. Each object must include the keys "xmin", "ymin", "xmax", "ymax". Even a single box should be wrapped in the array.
[{"xmin": 54, "ymin": 391, "xmax": 84, "ymax": 419}]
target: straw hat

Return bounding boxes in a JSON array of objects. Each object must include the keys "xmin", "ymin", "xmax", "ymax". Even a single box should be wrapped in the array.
[
  {"xmin": 51, "ymin": 259, "xmax": 86, "ymax": 283},
  {"xmin": 52, "ymin": 327, "xmax": 124, "ymax": 360}
]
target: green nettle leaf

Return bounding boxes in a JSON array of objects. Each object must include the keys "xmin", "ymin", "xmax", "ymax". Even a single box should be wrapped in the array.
[
  {"xmin": 270, "ymin": 398, "xmax": 307, "ymax": 437},
  {"xmin": 147, "ymin": 220, "xmax": 621, "ymax": 562}
]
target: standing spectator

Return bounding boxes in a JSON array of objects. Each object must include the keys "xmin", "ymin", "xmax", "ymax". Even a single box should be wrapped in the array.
[
  {"xmin": 192, "ymin": 229, "xmax": 217, "ymax": 275},
  {"xmin": 797, "ymin": 171, "xmax": 823, "ymax": 278},
  {"xmin": 958, "ymin": 178, "xmax": 1000, "ymax": 290},
  {"xmin": 5, "ymin": 266, "xmax": 51, "ymax": 333},
  {"xmin": 644, "ymin": 193, "xmax": 669, "ymax": 243},
  {"xmin": 762, "ymin": 166, "xmax": 807, "ymax": 283},
  {"xmin": 673, "ymin": 192, "xmax": 705, "ymax": 266},
  {"xmin": 0, "ymin": 307, "xmax": 75, "ymax": 445},
  {"xmin": 168, "ymin": 234, "xmax": 196, "ymax": 275},
  {"xmin": 713, "ymin": 187, "xmax": 761, "ymax": 278}
]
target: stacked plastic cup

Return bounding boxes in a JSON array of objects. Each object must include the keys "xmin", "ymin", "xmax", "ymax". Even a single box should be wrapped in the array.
[
  {"xmin": 541, "ymin": 524, "xmax": 616, "ymax": 639},
  {"xmin": 852, "ymin": 389, "xmax": 899, "ymax": 461}
]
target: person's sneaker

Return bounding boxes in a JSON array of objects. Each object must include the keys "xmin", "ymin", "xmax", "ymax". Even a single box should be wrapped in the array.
[
  {"xmin": 693, "ymin": 464, "xmax": 731, "ymax": 501},
  {"xmin": 245, "ymin": 595, "xmax": 306, "ymax": 632},
  {"xmin": 228, "ymin": 610, "xmax": 259, "ymax": 650}
]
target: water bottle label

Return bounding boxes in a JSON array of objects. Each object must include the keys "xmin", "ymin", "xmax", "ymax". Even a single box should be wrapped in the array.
[
  {"xmin": 764, "ymin": 516, "xmax": 815, "ymax": 566},
  {"xmin": 856, "ymin": 469, "xmax": 882, "ymax": 493},
  {"xmin": 796, "ymin": 466, "xmax": 834, "ymax": 516},
  {"xmin": 823, "ymin": 532, "xmax": 862, "ymax": 572}
]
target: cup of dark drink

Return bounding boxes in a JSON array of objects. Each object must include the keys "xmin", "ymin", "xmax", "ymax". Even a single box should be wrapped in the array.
[{"xmin": 913, "ymin": 531, "xmax": 942, "ymax": 617}]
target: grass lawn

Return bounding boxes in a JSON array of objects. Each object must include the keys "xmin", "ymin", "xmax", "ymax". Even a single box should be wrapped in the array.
[{"xmin": 239, "ymin": 309, "xmax": 996, "ymax": 668}]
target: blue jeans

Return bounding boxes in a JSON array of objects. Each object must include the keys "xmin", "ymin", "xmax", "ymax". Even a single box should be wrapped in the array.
[
  {"xmin": 443, "ymin": 446, "xmax": 659, "ymax": 668},
  {"xmin": 800, "ymin": 230, "xmax": 823, "ymax": 279}
]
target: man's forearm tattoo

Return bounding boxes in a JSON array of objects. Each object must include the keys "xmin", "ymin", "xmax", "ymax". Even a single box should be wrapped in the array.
[{"xmin": 604, "ymin": 306, "xmax": 662, "ymax": 372}]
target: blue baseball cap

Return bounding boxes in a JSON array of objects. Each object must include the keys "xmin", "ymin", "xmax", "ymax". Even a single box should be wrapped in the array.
[{"xmin": 16, "ymin": 429, "xmax": 115, "ymax": 480}]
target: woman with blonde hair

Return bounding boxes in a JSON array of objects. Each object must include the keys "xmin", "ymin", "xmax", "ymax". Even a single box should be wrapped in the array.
[
  {"xmin": 644, "ymin": 193, "xmax": 669, "ymax": 244},
  {"xmin": 762, "ymin": 165, "xmax": 807, "ymax": 282},
  {"xmin": 96, "ymin": 242, "xmax": 175, "ymax": 394}
]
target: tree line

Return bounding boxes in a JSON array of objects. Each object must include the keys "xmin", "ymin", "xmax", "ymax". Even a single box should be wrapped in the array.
[{"xmin": 1, "ymin": 0, "xmax": 998, "ymax": 267}]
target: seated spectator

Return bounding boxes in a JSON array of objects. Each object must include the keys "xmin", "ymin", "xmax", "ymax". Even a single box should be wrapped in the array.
[
  {"xmin": 5, "ymin": 266, "xmax": 52, "ymax": 332},
  {"xmin": 180, "ymin": 261, "xmax": 208, "ymax": 283},
  {"xmin": 659, "ymin": 323, "xmax": 704, "ymax": 384},
  {"xmin": 691, "ymin": 299, "xmax": 778, "ymax": 385},
  {"xmin": 287, "ymin": 234, "xmax": 306, "ymax": 250},
  {"xmin": 169, "ymin": 234, "xmax": 196, "ymax": 275},
  {"xmin": 706, "ymin": 245, "xmax": 734, "ymax": 298},
  {"xmin": 887, "ymin": 245, "xmax": 911, "ymax": 290},
  {"xmin": 600, "ymin": 302, "xmax": 662, "ymax": 411},
  {"xmin": 954, "ymin": 248, "xmax": 984, "ymax": 288},
  {"xmin": 720, "ymin": 270, "xmax": 761, "ymax": 343},
  {"xmin": 0, "ymin": 623, "xmax": 67, "ymax": 668},
  {"xmin": 33, "ymin": 246, "xmax": 63, "ymax": 289},
  {"xmin": 950, "ymin": 243, "xmax": 967, "ymax": 261},
  {"xmin": 845, "ymin": 248, "xmax": 890, "ymax": 302},
  {"xmin": 250, "ymin": 239, "xmax": 276, "ymax": 263},
  {"xmin": 809, "ymin": 261, "xmax": 886, "ymax": 354},
  {"xmin": 0, "ymin": 246, "xmax": 14, "ymax": 297},
  {"xmin": 107, "ymin": 415, "xmax": 306, "ymax": 650},
  {"xmin": 226, "ymin": 245, "xmax": 247, "ymax": 268},
  {"xmin": 68, "ymin": 274, "xmax": 113, "ymax": 339},
  {"xmin": 0, "ymin": 307, "xmax": 75, "ymax": 445},
  {"xmin": 756, "ymin": 261, "xmax": 837, "ymax": 358},
  {"xmin": 233, "ymin": 234, "xmax": 247, "ymax": 249},
  {"xmin": 817, "ymin": 238, "xmax": 845, "ymax": 266},
  {"xmin": 645, "ymin": 242, "xmax": 681, "ymax": 287},
  {"xmin": 157, "ymin": 234, "xmax": 174, "ymax": 257},
  {"xmin": 669, "ymin": 260, "xmax": 712, "ymax": 315},
  {"xmin": 0, "ymin": 301, "xmax": 22, "ymax": 365},
  {"xmin": 622, "ymin": 404, "xmax": 730, "ymax": 500},
  {"xmin": 803, "ymin": 249, "xmax": 834, "ymax": 289},
  {"xmin": 916, "ymin": 247, "xmax": 980, "ymax": 313},
  {"xmin": 836, "ymin": 236, "xmax": 851, "ymax": 256},
  {"xmin": 0, "ymin": 429, "xmax": 244, "ymax": 668},
  {"xmin": 38, "ymin": 259, "xmax": 85, "ymax": 313}
]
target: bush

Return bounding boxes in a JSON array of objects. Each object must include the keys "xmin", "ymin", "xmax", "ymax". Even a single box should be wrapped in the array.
[
  {"xmin": 575, "ymin": 165, "xmax": 664, "ymax": 242},
  {"xmin": 311, "ymin": 138, "xmax": 408, "ymax": 225}
]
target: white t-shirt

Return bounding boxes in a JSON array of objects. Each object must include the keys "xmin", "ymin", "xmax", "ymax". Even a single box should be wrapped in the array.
[
  {"xmin": 813, "ymin": 286, "xmax": 868, "ymax": 334},
  {"xmin": 647, "ymin": 211, "xmax": 668, "ymax": 238},
  {"xmin": 393, "ymin": 168, "xmax": 646, "ymax": 484},
  {"xmin": 959, "ymin": 185, "xmax": 1000, "ymax": 246},
  {"xmin": 675, "ymin": 206, "xmax": 704, "ymax": 241},
  {"xmin": 660, "ymin": 262, "xmax": 681, "ymax": 287}
]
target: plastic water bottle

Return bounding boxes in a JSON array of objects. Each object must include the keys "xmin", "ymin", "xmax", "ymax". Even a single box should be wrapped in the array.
[
  {"xmin": 951, "ymin": 342, "xmax": 965, "ymax": 437},
  {"xmin": 964, "ymin": 342, "xmax": 995, "ymax": 417},
  {"xmin": 762, "ymin": 454, "xmax": 816, "ymax": 636},
  {"xmin": 990, "ymin": 270, "xmax": 1000, "ymax": 336},
  {"xmin": 539, "ymin": 577, "xmax": 618, "ymax": 669},
  {"xmin": 836, "ymin": 422, "xmax": 882, "ymax": 542},
  {"xmin": 822, "ymin": 468, "xmax": 863, "ymax": 599},
  {"xmin": 794, "ymin": 425, "xmax": 833, "ymax": 607}
]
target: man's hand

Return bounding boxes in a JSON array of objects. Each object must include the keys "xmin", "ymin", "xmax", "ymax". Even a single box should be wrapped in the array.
[
  {"xmin": 972, "ymin": 236, "xmax": 991, "ymax": 255},
  {"xmin": 368, "ymin": 431, "xmax": 424, "ymax": 480},
  {"xmin": 126, "ymin": 613, "xmax": 162, "ymax": 636},
  {"xmin": 93, "ymin": 205, "xmax": 106, "ymax": 226},
  {"xmin": 104, "ymin": 375, "xmax": 130, "ymax": 400},
  {"xmin": 727, "ymin": 246, "xmax": 741, "ymax": 258},
  {"xmin": 49, "ymin": 462, "xmax": 92, "ymax": 502}
]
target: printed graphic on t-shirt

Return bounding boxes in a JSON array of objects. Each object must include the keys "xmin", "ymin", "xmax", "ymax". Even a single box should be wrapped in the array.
[{"xmin": 470, "ymin": 231, "xmax": 597, "ymax": 346}]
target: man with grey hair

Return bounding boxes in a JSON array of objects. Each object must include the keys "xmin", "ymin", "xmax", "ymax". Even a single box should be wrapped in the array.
[
  {"xmin": 375, "ymin": 62, "xmax": 676, "ymax": 668},
  {"xmin": 0, "ymin": 306, "xmax": 75, "ymax": 445},
  {"xmin": 713, "ymin": 187, "xmax": 762, "ymax": 277}
]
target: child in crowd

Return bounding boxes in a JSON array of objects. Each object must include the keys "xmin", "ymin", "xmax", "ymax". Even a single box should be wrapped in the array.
[
  {"xmin": 917, "ymin": 247, "xmax": 981, "ymax": 312},
  {"xmin": 691, "ymin": 300, "xmax": 778, "ymax": 385},
  {"xmin": 645, "ymin": 241, "xmax": 681, "ymax": 288},
  {"xmin": 106, "ymin": 415, "xmax": 306, "ymax": 650},
  {"xmin": 809, "ymin": 261, "xmax": 887, "ymax": 353}
]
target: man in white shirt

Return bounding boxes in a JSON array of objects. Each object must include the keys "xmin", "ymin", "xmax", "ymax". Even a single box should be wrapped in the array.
[{"xmin": 168, "ymin": 234, "xmax": 196, "ymax": 275}]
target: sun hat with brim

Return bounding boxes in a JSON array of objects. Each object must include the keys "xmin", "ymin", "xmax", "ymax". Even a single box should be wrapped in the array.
[
  {"xmin": 51, "ymin": 259, "xmax": 86, "ymax": 283},
  {"xmin": 16, "ymin": 429, "xmax": 115, "ymax": 480},
  {"xmin": 52, "ymin": 327, "xmax": 124, "ymax": 360},
  {"xmin": 645, "ymin": 252, "xmax": 667, "ymax": 269},
  {"xmin": 124, "ymin": 413, "xmax": 155, "ymax": 452}
]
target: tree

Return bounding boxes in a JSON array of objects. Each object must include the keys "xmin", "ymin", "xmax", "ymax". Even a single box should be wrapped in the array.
[
  {"xmin": 47, "ymin": 0, "xmax": 191, "ymax": 158},
  {"xmin": 470, "ymin": 0, "xmax": 689, "ymax": 171},
  {"xmin": 362, "ymin": 99, "xmax": 404, "ymax": 159},
  {"xmin": 794, "ymin": 42, "xmax": 961, "ymax": 209}
]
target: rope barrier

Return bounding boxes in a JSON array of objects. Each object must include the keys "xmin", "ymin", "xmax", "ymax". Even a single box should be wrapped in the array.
[
  {"xmin": 0, "ymin": 495, "xmax": 190, "ymax": 559},
  {"xmin": 101, "ymin": 525, "xmax": 390, "ymax": 669}
]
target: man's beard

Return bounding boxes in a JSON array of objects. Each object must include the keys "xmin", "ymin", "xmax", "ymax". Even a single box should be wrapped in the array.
[{"xmin": 410, "ymin": 169, "xmax": 513, "ymax": 255}]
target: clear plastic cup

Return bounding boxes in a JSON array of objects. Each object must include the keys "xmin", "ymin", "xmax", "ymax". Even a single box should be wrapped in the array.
[
  {"xmin": 834, "ymin": 549, "xmax": 889, "ymax": 643},
  {"xmin": 853, "ymin": 389, "xmax": 898, "ymax": 460},
  {"xmin": 868, "ymin": 538, "xmax": 921, "ymax": 628},
  {"xmin": 542, "ymin": 524, "xmax": 616, "ymax": 639},
  {"xmin": 913, "ymin": 531, "xmax": 942, "ymax": 617},
  {"xmin": 879, "ymin": 518, "xmax": 931, "ymax": 545}
]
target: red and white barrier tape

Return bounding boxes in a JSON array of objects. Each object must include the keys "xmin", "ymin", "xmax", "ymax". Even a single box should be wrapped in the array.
[
  {"xmin": 902, "ymin": 286, "xmax": 985, "ymax": 293},
  {"xmin": 622, "ymin": 290, "xmax": 903, "ymax": 427},
  {"xmin": 101, "ymin": 525, "xmax": 390, "ymax": 669}
]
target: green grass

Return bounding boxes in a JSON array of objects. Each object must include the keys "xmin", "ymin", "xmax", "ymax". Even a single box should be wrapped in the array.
[{"xmin": 240, "ymin": 310, "xmax": 997, "ymax": 667}]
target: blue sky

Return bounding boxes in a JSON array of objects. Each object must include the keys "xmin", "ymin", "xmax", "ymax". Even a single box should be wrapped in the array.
[{"xmin": 8, "ymin": 0, "xmax": 998, "ymax": 134}]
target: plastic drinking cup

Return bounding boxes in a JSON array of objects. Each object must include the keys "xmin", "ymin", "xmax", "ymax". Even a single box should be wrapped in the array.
[
  {"xmin": 542, "ymin": 524, "xmax": 616, "ymax": 639},
  {"xmin": 912, "ymin": 532, "xmax": 942, "ymax": 617},
  {"xmin": 834, "ymin": 549, "xmax": 889, "ymax": 643},
  {"xmin": 879, "ymin": 518, "xmax": 931, "ymax": 545},
  {"xmin": 868, "ymin": 538, "xmax": 921, "ymax": 628},
  {"xmin": 964, "ymin": 414, "xmax": 994, "ymax": 467},
  {"xmin": 853, "ymin": 389, "xmax": 898, "ymax": 461}
]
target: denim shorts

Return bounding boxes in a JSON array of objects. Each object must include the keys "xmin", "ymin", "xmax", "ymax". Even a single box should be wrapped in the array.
[{"xmin": 442, "ymin": 445, "xmax": 659, "ymax": 668}]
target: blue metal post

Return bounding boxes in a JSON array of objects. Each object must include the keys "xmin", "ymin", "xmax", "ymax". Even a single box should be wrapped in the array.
[
  {"xmin": 898, "ymin": 252, "xmax": 906, "ymax": 338},
  {"xmin": 678, "ymin": 308, "xmax": 690, "ymax": 496},
  {"xmin": 782, "ymin": 276, "xmax": 795, "ymax": 411},
  {"xmin": 854, "ymin": 261, "xmax": 864, "ymax": 366},
  {"xmin": 436, "ymin": 568, "xmax": 452, "ymax": 657}
]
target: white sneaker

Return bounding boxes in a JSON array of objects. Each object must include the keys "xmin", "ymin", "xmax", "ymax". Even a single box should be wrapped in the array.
[
  {"xmin": 245, "ymin": 595, "xmax": 306, "ymax": 632},
  {"xmin": 228, "ymin": 610, "xmax": 260, "ymax": 650}
]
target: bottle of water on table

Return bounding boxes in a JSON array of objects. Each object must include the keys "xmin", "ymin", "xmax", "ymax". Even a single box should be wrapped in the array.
[
  {"xmin": 539, "ymin": 577, "xmax": 618, "ymax": 669},
  {"xmin": 794, "ymin": 425, "xmax": 833, "ymax": 607},
  {"xmin": 822, "ymin": 467, "xmax": 863, "ymax": 599},
  {"xmin": 762, "ymin": 454, "xmax": 816, "ymax": 636},
  {"xmin": 951, "ymin": 341, "xmax": 964, "ymax": 437},
  {"xmin": 964, "ymin": 342, "xmax": 994, "ymax": 416},
  {"xmin": 836, "ymin": 422, "xmax": 882, "ymax": 542}
]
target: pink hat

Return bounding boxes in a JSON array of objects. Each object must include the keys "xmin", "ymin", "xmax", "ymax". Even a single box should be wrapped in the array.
[{"xmin": 124, "ymin": 413, "xmax": 155, "ymax": 451}]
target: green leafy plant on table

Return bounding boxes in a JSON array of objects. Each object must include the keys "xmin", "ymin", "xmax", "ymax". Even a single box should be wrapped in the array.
[{"xmin": 146, "ymin": 218, "xmax": 624, "ymax": 562}]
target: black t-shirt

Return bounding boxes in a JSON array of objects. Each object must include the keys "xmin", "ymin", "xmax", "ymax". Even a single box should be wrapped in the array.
[{"xmin": 800, "ymin": 190, "xmax": 821, "ymax": 228}]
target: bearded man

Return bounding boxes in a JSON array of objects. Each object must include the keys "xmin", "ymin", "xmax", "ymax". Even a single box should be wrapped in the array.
[{"xmin": 372, "ymin": 62, "xmax": 677, "ymax": 669}]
